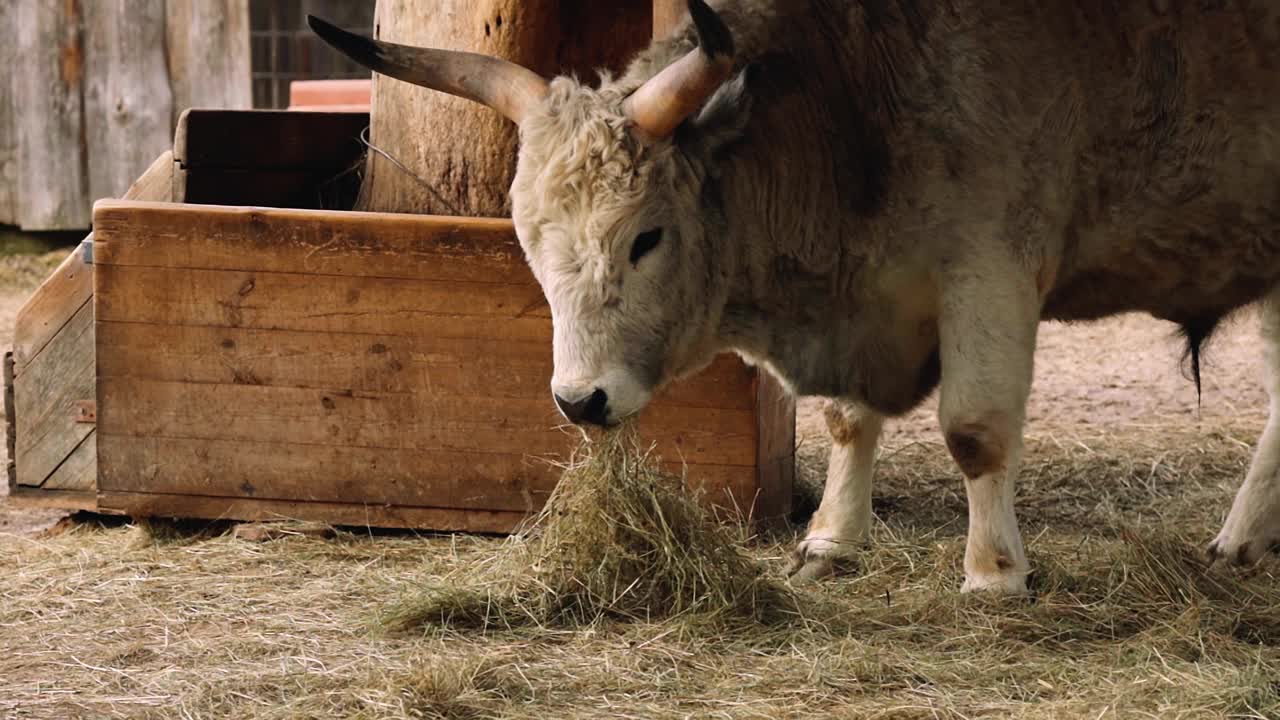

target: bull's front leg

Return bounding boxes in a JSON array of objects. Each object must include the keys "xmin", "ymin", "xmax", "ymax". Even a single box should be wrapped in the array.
[
  {"xmin": 787, "ymin": 400, "xmax": 883, "ymax": 582},
  {"xmin": 938, "ymin": 262, "xmax": 1039, "ymax": 593}
]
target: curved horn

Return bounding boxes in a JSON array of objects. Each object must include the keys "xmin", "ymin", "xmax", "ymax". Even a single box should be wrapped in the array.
[
  {"xmin": 307, "ymin": 15, "xmax": 549, "ymax": 125},
  {"xmin": 623, "ymin": 0, "xmax": 735, "ymax": 142}
]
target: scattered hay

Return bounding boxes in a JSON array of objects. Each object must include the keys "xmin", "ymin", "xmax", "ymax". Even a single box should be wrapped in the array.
[
  {"xmin": 385, "ymin": 423, "xmax": 798, "ymax": 630},
  {"xmin": 3, "ymin": 418, "xmax": 1280, "ymax": 718}
]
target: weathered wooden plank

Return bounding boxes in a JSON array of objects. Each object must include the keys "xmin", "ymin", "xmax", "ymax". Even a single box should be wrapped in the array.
[
  {"xmin": 98, "ymin": 433, "xmax": 756, "ymax": 514},
  {"xmin": 14, "ymin": 0, "xmax": 89, "ymax": 230},
  {"xmin": 41, "ymin": 432, "xmax": 97, "ymax": 492},
  {"xmin": 165, "ymin": 1, "xmax": 252, "ymax": 130},
  {"xmin": 95, "ymin": 264, "xmax": 552, "ymax": 340},
  {"xmin": 0, "ymin": 1, "xmax": 16, "ymax": 225},
  {"xmin": 7, "ymin": 487, "xmax": 97, "ymax": 512},
  {"xmin": 15, "ymin": 153, "xmax": 175, "ymax": 370},
  {"xmin": 15, "ymin": 303, "xmax": 95, "ymax": 488},
  {"xmin": 96, "ymin": 491, "xmax": 525, "ymax": 533},
  {"xmin": 82, "ymin": 0, "xmax": 175, "ymax": 204},
  {"xmin": 99, "ymin": 435, "xmax": 558, "ymax": 512},
  {"xmin": 94, "ymin": 322, "xmax": 756, "ymax": 411},
  {"xmin": 92, "ymin": 200, "xmax": 530, "ymax": 284},
  {"xmin": 98, "ymin": 377, "xmax": 757, "ymax": 467},
  {"xmin": 180, "ymin": 168, "xmax": 363, "ymax": 209},
  {"xmin": 173, "ymin": 110, "xmax": 367, "ymax": 171},
  {"xmin": 123, "ymin": 151, "xmax": 175, "ymax": 204},
  {"xmin": 13, "ymin": 248, "xmax": 91, "ymax": 370}
]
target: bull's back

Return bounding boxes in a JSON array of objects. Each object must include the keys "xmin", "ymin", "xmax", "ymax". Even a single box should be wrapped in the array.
[{"xmin": 1039, "ymin": 0, "xmax": 1280, "ymax": 323}]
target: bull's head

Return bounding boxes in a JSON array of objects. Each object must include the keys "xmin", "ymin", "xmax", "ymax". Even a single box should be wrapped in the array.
[{"xmin": 310, "ymin": 0, "xmax": 745, "ymax": 426}]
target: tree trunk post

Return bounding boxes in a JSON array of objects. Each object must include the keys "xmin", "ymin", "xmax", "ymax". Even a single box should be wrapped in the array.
[
  {"xmin": 653, "ymin": 0, "xmax": 687, "ymax": 40},
  {"xmin": 358, "ymin": 0, "xmax": 651, "ymax": 218}
]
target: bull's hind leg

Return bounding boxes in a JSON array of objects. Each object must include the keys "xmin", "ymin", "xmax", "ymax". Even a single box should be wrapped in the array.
[
  {"xmin": 1210, "ymin": 291, "xmax": 1280, "ymax": 565},
  {"xmin": 938, "ymin": 262, "xmax": 1039, "ymax": 593},
  {"xmin": 787, "ymin": 400, "xmax": 883, "ymax": 582}
]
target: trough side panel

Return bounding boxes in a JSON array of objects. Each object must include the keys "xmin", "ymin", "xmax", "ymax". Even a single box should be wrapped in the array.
[
  {"xmin": 14, "ymin": 0, "xmax": 89, "ymax": 230},
  {"xmin": 14, "ymin": 151, "xmax": 175, "ymax": 369},
  {"xmin": 41, "ymin": 431, "xmax": 97, "ymax": 492},
  {"xmin": 173, "ymin": 111, "xmax": 367, "ymax": 171},
  {"xmin": 13, "ymin": 247, "xmax": 93, "ymax": 370},
  {"xmin": 95, "ymin": 264, "xmax": 552, "ymax": 332},
  {"xmin": 93, "ymin": 201, "xmax": 532, "ymax": 284},
  {"xmin": 82, "ymin": 0, "xmax": 175, "ymax": 204},
  {"xmin": 98, "ymin": 435, "xmax": 561, "ymax": 512},
  {"xmin": 96, "ymin": 491, "xmax": 527, "ymax": 534},
  {"xmin": 95, "ymin": 378, "xmax": 758, "ymax": 468},
  {"xmin": 95, "ymin": 322, "xmax": 755, "ymax": 411},
  {"xmin": 14, "ymin": 302, "xmax": 96, "ymax": 489},
  {"xmin": 97, "ymin": 434, "xmax": 756, "ymax": 514}
]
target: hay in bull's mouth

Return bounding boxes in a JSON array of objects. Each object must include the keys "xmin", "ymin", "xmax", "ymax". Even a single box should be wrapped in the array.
[{"xmin": 383, "ymin": 422, "xmax": 799, "ymax": 630}]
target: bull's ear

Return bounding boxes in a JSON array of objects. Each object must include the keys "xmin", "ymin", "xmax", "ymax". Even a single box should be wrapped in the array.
[{"xmin": 679, "ymin": 65, "xmax": 754, "ymax": 158}]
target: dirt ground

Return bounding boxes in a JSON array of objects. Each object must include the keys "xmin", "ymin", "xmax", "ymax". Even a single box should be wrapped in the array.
[{"xmin": 2, "ymin": 246, "xmax": 1279, "ymax": 718}]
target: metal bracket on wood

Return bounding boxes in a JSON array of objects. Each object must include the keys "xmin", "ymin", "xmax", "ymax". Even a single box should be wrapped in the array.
[
  {"xmin": 73, "ymin": 400, "xmax": 96, "ymax": 424},
  {"xmin": 80, "ymin": 238, "xmax": 93, "ymax": 264}
]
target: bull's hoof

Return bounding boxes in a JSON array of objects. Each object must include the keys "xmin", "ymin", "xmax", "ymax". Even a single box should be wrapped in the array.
[
  {"xmin": 786, "ymin": 537, "xmax": 856, "ymax": 584},
  {"xmin": 960, "ymin": 569, "xmax": 1029, "ymax": 595},
  {"xmin": 1207, "ymin": 529, "xmax": 1280, "ymax": 567}
]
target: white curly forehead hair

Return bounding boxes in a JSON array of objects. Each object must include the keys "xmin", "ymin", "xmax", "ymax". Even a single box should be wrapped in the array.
[{"xmin": 310, "ymin": 0, "xmax": 738, "ymax": 426}]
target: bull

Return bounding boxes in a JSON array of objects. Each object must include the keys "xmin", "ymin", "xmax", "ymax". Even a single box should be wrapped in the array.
[{"xmin": 311, "ymin": 0, "xmax": 1280, "ymax": 593}]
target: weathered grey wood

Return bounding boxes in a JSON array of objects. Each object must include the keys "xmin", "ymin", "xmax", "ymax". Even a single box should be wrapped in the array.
[
  {"xmin": 83, "ymin": 0, "xmax": 175, "ymax": 204},
  {"xmin": 165, "ymin": 0, "xmax": 252, "ymax": 128},
  {"xmin": 41, "ymin": 432, "xmax": 97, "ymax": 492},
  {"xmin": 14, "ymin": 0, "xmax": 90, "ymax": 229},
  {"xmin": 15, "ymin": 302, "xmax": 95, "ymax": 488},
  {"xmin": 0, "ymin": 2, "xmax": 17, "ymax": 225}
]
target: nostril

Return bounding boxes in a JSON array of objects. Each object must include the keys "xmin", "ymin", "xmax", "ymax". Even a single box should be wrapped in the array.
[
  {"xmin": 553, "ymin": 388, "xmax": 610, "ymax": 426},
  {"xmin": 581, "ymin": 388, "xmax": 608, "ymax": 426}
]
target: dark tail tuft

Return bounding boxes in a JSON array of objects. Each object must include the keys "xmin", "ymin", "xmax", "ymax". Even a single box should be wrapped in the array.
[{"xmin": 1178, "ymin": 317, "xmax": 1219, "ymax": 405}]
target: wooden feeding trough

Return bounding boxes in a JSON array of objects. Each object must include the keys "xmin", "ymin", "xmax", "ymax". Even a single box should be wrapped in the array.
[{"xmin": 6, "ymin": 109, "xmax": 796, "ymax": 532}]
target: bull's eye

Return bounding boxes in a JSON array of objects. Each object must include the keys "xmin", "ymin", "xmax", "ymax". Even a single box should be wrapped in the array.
[{"xmin": 630, "ymin": 228, "xmax": 663, "ymax": 265}]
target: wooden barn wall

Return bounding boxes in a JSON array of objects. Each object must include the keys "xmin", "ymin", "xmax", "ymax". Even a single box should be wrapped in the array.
[{"xmin": 0, "ymin": 0, "xmax": 251, "ymax": 231}]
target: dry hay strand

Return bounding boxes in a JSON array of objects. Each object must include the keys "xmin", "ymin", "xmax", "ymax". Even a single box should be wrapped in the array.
[{"xmin": 385, "ymin": 423, "xmax": 799, "ymax": 630}]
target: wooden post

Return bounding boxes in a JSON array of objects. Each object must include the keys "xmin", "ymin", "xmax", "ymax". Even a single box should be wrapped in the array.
[
  {"xmin": 653, "ymin": 0, "xmax": 687, "ymax": 40},
  {"xmin": 357, "ymin": 0, "xmax": 651, "ymax": 218}
]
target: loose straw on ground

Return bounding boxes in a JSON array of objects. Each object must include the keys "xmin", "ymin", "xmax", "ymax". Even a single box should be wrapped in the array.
[{"xmin": 383, "ymin": 423, "xmax": 801, "ymax": 630}]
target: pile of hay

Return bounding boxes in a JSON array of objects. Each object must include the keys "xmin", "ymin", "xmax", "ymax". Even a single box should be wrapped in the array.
[{"xmin": 385, "ymin": 424, "xmax": 799, "ymax": 630}]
